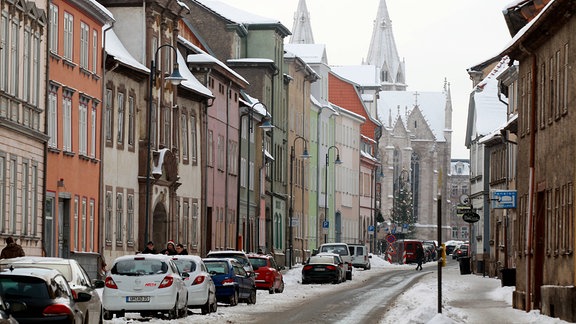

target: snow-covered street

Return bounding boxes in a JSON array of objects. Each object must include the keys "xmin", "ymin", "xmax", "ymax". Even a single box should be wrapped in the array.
[{"xmin": 103, "ymin": 256, "xmax": 570, "ymax": 324}]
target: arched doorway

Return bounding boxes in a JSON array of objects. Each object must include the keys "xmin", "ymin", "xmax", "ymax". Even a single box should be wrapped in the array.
[{"xmin": 152, "ymin": 203, "xmax": 167, "ymax": 249}]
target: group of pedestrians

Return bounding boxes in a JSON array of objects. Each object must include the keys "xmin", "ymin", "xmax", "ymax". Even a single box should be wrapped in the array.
[{"xmin": 141, "ymin": 240, "xmax": 188, "ymax": 255}]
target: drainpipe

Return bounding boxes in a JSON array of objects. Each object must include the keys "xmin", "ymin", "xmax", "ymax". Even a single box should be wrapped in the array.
[{"xmin": 200, "ymin": 68, "xmax": 213, "ymax": 256}]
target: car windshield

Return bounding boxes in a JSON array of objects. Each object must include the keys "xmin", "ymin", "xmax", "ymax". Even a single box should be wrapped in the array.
[
  {"xmin": 172, "ymin": 260, "xmax": 197, "ymax": 273},
  {"xmin": 111, "ymin": 259, "xmax": 168, "ymax": 276},
  {"xmin": 320, "ymin": 246, "xmax": 347, "ymax": 255},
  {"xmin": 0, "ymin": 276, "xmax": 50, "ymax": 299},
  {"xmin": 205, "ymin": 261, "xmax": 229, "ymax": 275},
  {"xmin": 248, "ymin": 258, "xmax": 267, "ymax": 268}
]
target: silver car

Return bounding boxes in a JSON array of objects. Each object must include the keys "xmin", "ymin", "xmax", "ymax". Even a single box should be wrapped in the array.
[
  {"xmin": 102, "ymin": 254, "xmax": 188, "ymax": 320},
  {"xmin": 171, "ymin": 255, "xmax": 217, "ymax": 314},
  {"xmin": 0, "ymin": 256, "xmax": 104, "ymax": 324}
]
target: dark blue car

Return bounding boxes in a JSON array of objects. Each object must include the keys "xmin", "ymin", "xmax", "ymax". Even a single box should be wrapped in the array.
[{"xmin": 202, "ymin": 258, "xmax": 256, "ymax": 306}]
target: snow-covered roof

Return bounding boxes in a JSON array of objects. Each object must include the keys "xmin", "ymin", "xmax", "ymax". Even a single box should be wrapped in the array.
[
  {"xmin": 331, "ymin": 65, "xmax": 381, "ymax": 88},
  {"xmin": 105, "ymin": 29, "xmax": 149, "ymax": 74},
  {"xmin": 194, "ymin": 0, "xmax": 284, "ymax": 25},
  {"xmin": 176, "ymin": 50, "xmax": 213, "ymax": 98},
  {"xmin": 284, "ymin": 43, "xmax": 327, "ymax": 65},
  {"xmin": 360, "ymin": 150, "xmax": 378, "ymax": 162},
  {"xmin": 450, "ymin": 160, "xmax": 470, "ymax": 176},
  {"xmin": 501, "ymin": 0, "xmax": 555, "ymax": 54},
  {"xmin": 240, "ymin": 94, "xmax": 269, "ymax": 117},
  {"xmin": 179, "ymin": 35, "xmax": 248, "ymax": 85},
  {"xmin": 227, "ymin": 58, "xmax": 275, "ymax": 64},
  {"xmin": 472, "ymin": 56, "xmax": 510, "ymax": 136},
  {"xmin": 377, "ymin": 91, "xmax": 448, "ymax": 141},
  {"xmin": 88, "ymin": 0, "xmax": 114, "ymax": 22}
]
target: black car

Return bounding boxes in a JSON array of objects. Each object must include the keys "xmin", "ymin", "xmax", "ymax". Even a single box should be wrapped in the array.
[
  {"xmin": 0, "ymin": 267, "xmax": 91, "ymax": 323},
  {"xmin": 302, "ymin": 253, "xmax": 345, "ymax": 284}
]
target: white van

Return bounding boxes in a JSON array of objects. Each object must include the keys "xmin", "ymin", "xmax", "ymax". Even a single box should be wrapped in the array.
[
  {"xmin": 318, "ymin": 243, "xmax": 353, "ymax": 280},
  {"xmin": 347, "ymin": 244, "xmax": 371, "ymax": 270}
]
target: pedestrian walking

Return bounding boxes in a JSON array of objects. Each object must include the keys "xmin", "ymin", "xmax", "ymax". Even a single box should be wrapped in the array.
[
  {"xmin": 160, "ymin": 241, "xmax": 177, "ymax": 255},
  {"xmin": 415, "ymin": 244, "xmax": 424, "ymax": 271},
  {"xmin": 1, "ymin": 237, "xmax": 25, "ymax": 259},
  {"xmin": 175, "ymin": 243, "xmax": 188, "ymax": 255},
  {"xmin": 141, "ymin": 241, "xmax": 157, "ymax": 254}
]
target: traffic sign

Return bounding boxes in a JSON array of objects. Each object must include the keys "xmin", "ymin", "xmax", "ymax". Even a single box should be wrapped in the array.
[
  {"xmin": 368, "ymin": 225, "xmax": 375, "ymax": 233},
  {"xmin": 386, "ymin": 244, "xmax": 397, "ymax": 255},
  {"xmin": 491, "ymin": 190, "xmax": 517, "ymax": 209},
  {"xmin": 386, "ymin": 234, "xmax": 396, "ymax": 244},
  {"xmin": 322, "ymin": 221, "xmax": 329, "ymax": 229}
]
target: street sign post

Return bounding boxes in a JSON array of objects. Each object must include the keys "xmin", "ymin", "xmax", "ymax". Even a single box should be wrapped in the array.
[{"xmin": 322, "ymin": 220, "xmax": 329, "ymax": 234}]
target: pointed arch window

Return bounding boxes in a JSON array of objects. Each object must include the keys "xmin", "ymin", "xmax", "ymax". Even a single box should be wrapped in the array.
[{"xmin": 411, "ymin": 152, "xmax": 420, "ymax": 221}]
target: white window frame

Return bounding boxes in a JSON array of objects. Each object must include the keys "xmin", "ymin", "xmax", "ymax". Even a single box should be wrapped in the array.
[
  {"xmin": 63, "ymin": 94, "xmax": 72, "ymax": 152},
  {"xmin": 63, "ymin": 12, "xmax": 73, "ymax": 60},
  {"xmin": 90, "ymin": 105, "xmax": 96, "ymax": 158},
  {"xmin": 79, "ymin": 100, "xmax": 88, "ymax": 155},
  {"xmin": 48, "ymin": 87, "xmax": 58, "ymax": 148},
  {"xmin": 80, "ymin": 22, "xmax": 89, "ymax": 69},
  {"xmin": 49, "ymin": 4, "xmax": 58, "ymax": 52},
  {"xmin": 117, "ymin": 92, "xmax": 124, "ymax": 144},
  {"xmin": 92, "ymin": 30, "xmax": 97, "ymax": 73}
]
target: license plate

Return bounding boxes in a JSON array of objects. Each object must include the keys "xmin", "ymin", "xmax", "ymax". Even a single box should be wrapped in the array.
[
  {"xmin": 126, "ymin": 296, "xmax": 150, "ymax": 302},
  {"xmin": 314, "ymin": 268, "xmax": 325, "ymax": 271}
]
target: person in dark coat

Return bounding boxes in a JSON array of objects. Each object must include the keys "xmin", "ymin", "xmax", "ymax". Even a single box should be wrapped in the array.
[
  {"xmin": 141, "ymin": 241, "xmax": 157, "ymax": 254},
  {"xmin": 160, "ymin": 241, "xmax": 177, "ymax": 255},
  {"xmin": 1, "ymin": 237, "xmax": 25, "ymax": 259},
  {"xmin": 175, "ymin": 243, "xmax": 188, "ymax": 255},
  {"xmin": 415, "ymin": 244, "xmax": 424, "ymax": 271}
]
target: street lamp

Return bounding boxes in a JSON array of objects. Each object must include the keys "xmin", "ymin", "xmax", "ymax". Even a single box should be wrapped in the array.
[
  {"xmin": 324, "ymin": 145, "xmax": 341, "ymax": 244},
  {"xmin": 239, "ymin": 101, "xmax": 274, "ymax": 252},
  {"xmin": 144, "ymin": 44, "xmax": 186, "ymax": 246},
  {"xmin": 289, "ymin": 136, "xmax": 311, "ymax": 269}
]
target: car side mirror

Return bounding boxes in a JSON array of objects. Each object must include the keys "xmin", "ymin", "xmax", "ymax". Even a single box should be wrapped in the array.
[{"xmin": 75, "ymin": 291, "xmax": 92, "ymax": 303}]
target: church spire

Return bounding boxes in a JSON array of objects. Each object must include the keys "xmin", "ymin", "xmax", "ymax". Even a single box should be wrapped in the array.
[
  {"xmin": 290, "ymin": 0, "xmax": 315, "ymax": 44},
  {"xmin": 366, "ymin": 0, "xmax": 406, "ymax": 91}
]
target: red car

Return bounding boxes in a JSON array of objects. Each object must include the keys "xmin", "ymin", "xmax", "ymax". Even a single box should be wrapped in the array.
[{"xmin": 247, "ymin": 254, "xmax": 285, "ymax": 294}]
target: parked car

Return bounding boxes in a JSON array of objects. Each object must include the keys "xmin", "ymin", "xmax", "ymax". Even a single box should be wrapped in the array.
[
  {"xmin": 302, "ymin": 253, "xmax": 345, "ymax": 284},
  {"xmin": 318, "ymin": 243, "xmax": 353, "ymax": 280},
  {"xmin": 203, "ymin": 258, "xmax": 256, "ymax": 306},
  {"xmin": 347, "ymin": 244, "xmax": 371, "ymax": 270},
  {"xmin": 102, "ymin": 254, "xmax": 188, "ymax": 320},
  {"xmin": 206, "ymin": 250, "xmax": 254, "ymax": 275},
  {"xmin": 453, "ymin": 244, "xmax": 469, "ymax": 260},
  {"xmin": 170, "ymin": 255, "xmax": 217, "ymax": 314},
  {"xmin": 422, "ymin": 241, "xmax": 437, "ymax": 262},
  {"xmin": 0, "ymin": 267, "xmax": 92, "ymax": 323},
  {"xmin": 444, "ymin": 240, "xmax": 464, "ymax": 256},
  {"xmin": 247, "ymin": 253, "xmax": 285, "ymax": 294},
  {"xmin": 0, "ymin": 256, "xmax": 104, "ymax": 324}
]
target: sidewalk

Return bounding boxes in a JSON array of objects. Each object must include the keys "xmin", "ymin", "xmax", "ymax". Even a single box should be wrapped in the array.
[{"xmin": 379, "ymin": 259, "xmax": 570, "ymax": 324}]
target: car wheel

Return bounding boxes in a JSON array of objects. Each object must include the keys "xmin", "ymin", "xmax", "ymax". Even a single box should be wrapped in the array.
[
  {"xmin": 103, "ymin": 310, "xmax": 113, "ymax": 321},
  {"xmin": 168, "ymin": 301, "xmax": 178, "ymax": 319},
  {"xmin": 229, "ymin": 289, "xmax": 239, "ymax": 306},
  {"xmin": 247, "ymin": 288, "xmax": 257, "ymax": 305},
  {"xmin": 275, "ymin": 280, "xmax": 284, "ymax": 293},
  {"xmin": 201, "ymin": 298, "xmax": 210, "ymax": 315},
  {"xmin": 211, "ymin": 297, "xmax": 218, "ymax": 313},
  {"xmin": 346, "ymin": 271, "xmax": 352, "ymax": 281},
  {"xmin": 179, "ymin": 296, "xmax": 188, "ymax": 318},
  {"xmin": 268, "ymin": 287, "xmax": 275, "ymax": 294}
]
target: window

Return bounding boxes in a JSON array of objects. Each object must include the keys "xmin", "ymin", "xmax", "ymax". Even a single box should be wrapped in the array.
[
  {"xmin": 89, "ymin": 199, "xmax": 95, "ymax": 252},
  {"xmin": 49, "ymin": 4, "xmax": 58, "ymax": 52},
  {"xmin": 80, "ymin": 22, "xmax": 89, "ymax": 69},
  {"xmin": 183, "ymin": 201, "xmax": 189, "ymax": 246},
  {"xmin": 127, "ymin": 193, "xmax": 134, "ymax": 245},
  {"xmin": 105, "ymin": 190, "xmax": 112, "ymax": 244},
  {"xmin": 452, "ymin": 226, "xmax": 458, "ymax": 239},
  {"xmin": 162, "ymin": 106, "xmax": 170, "ymax": 148},
  {"xmin": 63, "ymin": 91, "xmax": 73, "ymax": 152},
  {"xmin": 63, "ymin": 12, "xmax": 73, "ymax": 60},
  {"xmin": 9, "ymin": 158, "xmax": 16, "ymax": 233},
  {"xmin": 48, "ymin": 86, "xmax": 58, "ymax": 148},
  {"xmin": 23, "ymin": 28, "xmax": 30, "ymax": 102},
  {"xmin": 92, "ymin": 30, "xmax": 97, "ymax": 73},
  {"xmin": 128, "ymin": 96, "xmax": 135, "ymax": 147},
  {"xmin": 191, "ymin": 115, "xmax": 197, "ymax": 163},
  {"xmin": 32, "ymin": 31, "xmax": 40, "ymax": 107},
  {"xmin": 117, "ymin": 92, "xmax": 124, "ymax": 145},
  {"xmin": 31, "ymin": 163, "xmax": 38, "ymax": 236},
  {"xmin": 192, "ymin": 201, "xmax": 199, "ymax": 247},
  {"xmin": 217, "ymin": 135, "xmax": 224, "ymax": 171},
  {"xmin": 82, "ymin": 197, "xmax": 87, "ymax": 251},
  {"xmin": 9, "ymin": 17, "xmax": 20, "ymax": 97},
  {"xmin": 90, "ymin": 105, "xmax": 96, "ymax": 158},
  {"xmin": 207, "ymin": 130, "xmax": 213, "ymax": 166},
  {"xmin": 0, "ymin": 154, "xmax": 5, "ymax": 233},
  {"xmin": 0, "ymin": 12, "xmax": 8, "ymax": 91},
  {"xmin": 116, "ymin": 191, "xmax": 123, "ymax": 245},
  {"xmin": 79, "ymin": 98, "xmax": 88, "ymax": 155},
  {"xmin": 105, "ymin": 88, "xmax": 113, "ymax": 144},
  {"xmin": 461, "ymin": 226, "xmax": 468, "ymax": 240},
  {"xmin": 22, "ymin": 160, "xmax": 29, "ymax": 235},
  {"xmin": 74, "ymin": 196, "xmax": 79, "ymax": 250},
  {"xmin": 181, "ymin": 113, "xmax": 189, "ymax": 160}
]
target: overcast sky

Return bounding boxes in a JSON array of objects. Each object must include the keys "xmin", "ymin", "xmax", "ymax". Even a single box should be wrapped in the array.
[{"xmin": 220, "ymin": 0, "xmax": 513, "ymax": 159}]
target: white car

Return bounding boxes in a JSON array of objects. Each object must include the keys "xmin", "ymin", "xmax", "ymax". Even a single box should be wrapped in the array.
[
  {"xmin": 102, "ymin": 254, "xmax": 188, "ymax": 320},
  {"xmin": 318, "ymin": 243, "xmax": 353, "ymax": 280},
  {"xmin": 171, "ymin": 255, "xmax": 217, "ymax": 314}
]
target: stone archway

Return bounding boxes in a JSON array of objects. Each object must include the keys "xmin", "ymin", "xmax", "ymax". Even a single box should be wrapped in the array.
[{"xmin": 152, "ymin": 203, "xmax": 167, "ymax": 249}]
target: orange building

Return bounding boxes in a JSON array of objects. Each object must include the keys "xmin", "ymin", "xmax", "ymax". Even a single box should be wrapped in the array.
[{"xmin": 45, "ymin": 0, "xmax": 113, "ymax": 257}]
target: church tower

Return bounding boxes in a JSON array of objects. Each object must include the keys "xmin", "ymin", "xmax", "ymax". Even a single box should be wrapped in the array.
[
  {"xmin": 366, "ymin": 0, "xmax": 407, "ymax": 91},
  {"xmin": 290, "ymin": 0, "xmax": 315, "ymax": 44}
]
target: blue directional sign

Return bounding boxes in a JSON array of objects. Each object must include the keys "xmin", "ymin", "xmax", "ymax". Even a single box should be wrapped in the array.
[
  {"xmin": 368, "ymin": 225, "xmax": 375, "ymax": 233},
  {"xmin": 322, "ymin": 221, "xmax": 329, "ymax": 229},
  {"xmin": 491, "ymin": 190, "xmax": 517, "ymax": 209}
]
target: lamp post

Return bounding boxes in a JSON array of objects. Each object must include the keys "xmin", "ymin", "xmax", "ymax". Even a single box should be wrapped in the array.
[
  {"xmin": 289, "ymin": 136, "xmax": 310, "ymax": 269},
  {"xmin": 238, "ymin": 101, "xmax": 274, "ymax": 252},
  {"xmin": 324, "ymin": 145, "xmax": 341, "ymax": 244},
  {"xmin": 144, "ymin": 44, "xmax": 186, "ymax": 246}
]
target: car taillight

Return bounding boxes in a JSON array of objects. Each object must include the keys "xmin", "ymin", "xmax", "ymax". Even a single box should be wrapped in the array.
[
  {"xmin": 303, "ymin": 265, "xmax": 313, "ymax": 271},
  {"xmin": 221, "ymin": 278, "xmax": 235, "ymax": 286},
  {"xmin": 326, "ymin": 265, "xmax": 336, "ymax": 271},
  {"xmin": 43, "ymin": 304, "xmax": 73, "ymax": 317},
  {"xmin": 105, "ymin": 276, "xmax": 118, "ymax": 289},
  {"xmin": 159, "ymin": 275, "xmax": 174, "ymax": 288},
  {"xmin": 192, "ymin": 275, "xmax": 206, "ymax": 285}
]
